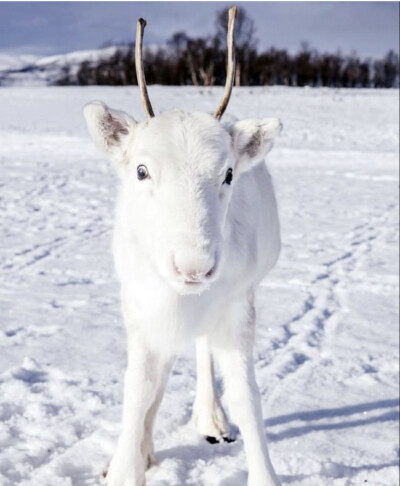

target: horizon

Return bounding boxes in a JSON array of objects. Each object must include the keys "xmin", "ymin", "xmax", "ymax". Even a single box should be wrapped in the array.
[{"xmin": 0, "ymin": 2, "xmax": 398, "ymax": 60}]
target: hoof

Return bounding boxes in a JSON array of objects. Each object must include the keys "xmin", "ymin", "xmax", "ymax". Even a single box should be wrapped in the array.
[
  {"xmin": 205, "ymin": 435, "xmax": 219, "ymax": 444},
  {"xmin": 205, "ymin": 434, "xmax": 235, "ymax": 444}
]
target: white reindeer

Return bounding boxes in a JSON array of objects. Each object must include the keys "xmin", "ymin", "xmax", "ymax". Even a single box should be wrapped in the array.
[{"xmin": 84, "ymin": 7, "xmax": 282, "ymax": 486}]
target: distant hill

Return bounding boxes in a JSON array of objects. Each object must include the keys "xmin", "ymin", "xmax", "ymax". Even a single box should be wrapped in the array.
[
  {"xmin": 0, "ymin": 44, "xmax": 398, "ymax": 88},
  {"xmin": 0, "ymin": 47, "xmax": 120, "ymax": 86},
  {"xmin": 0, "ymin": 54, "xmax": 39, "ymax": 72}
]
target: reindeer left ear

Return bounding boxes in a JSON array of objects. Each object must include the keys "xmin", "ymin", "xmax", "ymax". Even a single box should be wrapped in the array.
[
  {"xmin": 83, "ymin": 101, "xmax": 137, "ymax": 165},
  {"xmin": 231, "ymin": 118, "xmax": 282, "ymax": 174}
]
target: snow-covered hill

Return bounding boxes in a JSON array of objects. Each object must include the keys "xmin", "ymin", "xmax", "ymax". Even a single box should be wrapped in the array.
[
  {"xmin": 0, "ymin": 86, "xmax": 398, "ymax": 486},
  {"xmin": 0, "ymin": 47, "xmax": 120, "ymax": 86},
  {"xmin": 0, "ymin": 44, "xmax": 167, "ymax": 87},
  {"xmin": 0, "ymin": 54, "xmax": 39, "ymax": 72}
]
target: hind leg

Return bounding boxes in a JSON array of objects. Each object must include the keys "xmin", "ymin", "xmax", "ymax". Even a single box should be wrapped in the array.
[{"xmin": 192, "ymin": 335, "xmax": 232, "ymax": 443}]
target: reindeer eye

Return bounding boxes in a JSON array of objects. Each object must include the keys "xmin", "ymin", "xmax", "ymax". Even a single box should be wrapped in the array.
[
  {"xmin": 137, "ymin": 165, "xmax": 149, "ymax": 180},
  {"xmin": 223, "ymin": 168, "xmax": 233, "ymax": 185}
]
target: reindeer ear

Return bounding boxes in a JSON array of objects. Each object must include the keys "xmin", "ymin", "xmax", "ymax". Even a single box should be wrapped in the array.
[
  {"xmin": 83, "ymin": 101, "xmax": 137, "ymax": 163},
  {"xmin": 231, "ymin": 118, "xmax": 282, "ymax": 174}
]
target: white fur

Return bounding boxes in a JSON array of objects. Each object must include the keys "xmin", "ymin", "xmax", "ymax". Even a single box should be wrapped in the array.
[{"xmin": 84, "ymin": 101, "xmax": 282, "ymax": 486}]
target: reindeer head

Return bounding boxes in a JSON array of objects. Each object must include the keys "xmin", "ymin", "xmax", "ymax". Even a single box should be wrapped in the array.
[{"xmin": 84, "ymin": 7, "xmax": 282, "ymax": 295}]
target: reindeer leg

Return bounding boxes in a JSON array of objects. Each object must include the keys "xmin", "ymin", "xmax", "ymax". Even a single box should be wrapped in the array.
[
  {"xmin": 192, "ymin": 335, "xmax": 232, "ymax": 443},
  {"xmin": 213, "ymin": 295, "xmax": 281, "ymax": 486},
  {"xmin": 141, "ymin": 357, "xmax": 173, "ymax": 469},
  {"xmin": 106, "ymin": 334, "xmax": 173, "ymax": 486}
]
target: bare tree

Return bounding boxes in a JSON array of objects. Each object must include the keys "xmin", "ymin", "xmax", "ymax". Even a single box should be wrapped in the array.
[
  {"xmin": 168, "ymin": 32, "xmax": 189, "ymax": 57},
  {"xmin": 295, "ymin": 42, "xmax": 318, "ymax": 87},
  {"xmin": 185, "ymin": 38, "xmax": 217, "ymax": 87},
  {"xmin": 383, "ymin": 50, "xmax": 399, "ymax": 88},
  {"xmin": 69, "ymin": 23, "xmax": 398, "ymax": 89},
  {"xmin": 215, "ymin": 6, "xmax": 257, "ymax": 86}
]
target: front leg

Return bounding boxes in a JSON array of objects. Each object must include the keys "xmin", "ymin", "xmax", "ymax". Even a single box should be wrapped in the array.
[
  {"xmin": 141, "ymin": 359, "xmax": 173, "ymax": 470},
  {"xmin": 106, "ymin": 337, "xmax": 173, "ymax": 486},
  {"xmin": 192, "ymin": 335, "xmax": 231, "ymax": 443},
  {"xmin": 213, "ymin": 296, "xmax": 281, "ymax": 486}
]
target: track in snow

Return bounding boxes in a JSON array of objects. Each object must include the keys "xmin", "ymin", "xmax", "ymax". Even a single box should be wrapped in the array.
[{"xmin": 0, "ymin": 87, "xmax": 398, "ymax": 486}]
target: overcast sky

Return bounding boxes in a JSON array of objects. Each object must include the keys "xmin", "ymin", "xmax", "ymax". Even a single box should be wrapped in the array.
[{"xmin": 0, "ymin": 2, "xmax": 398, "ymax": 58}]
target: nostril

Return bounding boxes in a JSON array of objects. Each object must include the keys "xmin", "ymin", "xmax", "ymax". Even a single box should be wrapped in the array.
[
  {"xmin": 172, "ymin": 258, "xmax": 182, "ymax": 276},
  {"xmin": 205, "ymin": 265, "xmax": 215, "ymax": 279}
]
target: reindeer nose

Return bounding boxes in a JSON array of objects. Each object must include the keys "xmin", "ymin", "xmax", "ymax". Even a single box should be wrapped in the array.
[{"xmin": 173, "ymin": 254, "xmax": 216, "ymax": 282}]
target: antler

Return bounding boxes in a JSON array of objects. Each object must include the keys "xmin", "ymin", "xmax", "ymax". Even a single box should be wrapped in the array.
[
  {"xmin": 135, "ymin": 18, "xmax": 155, "ymax": 119},
  {"xmin": 135, "ymin": 7, "xmax": 236, "ymax": 120},
  {"xmin": 214, "ymin": 6, "xmax": 237, "ymax": 120}
]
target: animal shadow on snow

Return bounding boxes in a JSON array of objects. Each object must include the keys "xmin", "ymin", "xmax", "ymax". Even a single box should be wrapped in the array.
[
  {"xmin": 265, "ymin": 398, "xmax": 399, "ymax": 441},
  {"xmin": 153, "ymin": 399, "xmax": 398, "ymax": 484},
  {"xmin": 266, "ymin": 398, "xmax": 399, "ymax": 483}
]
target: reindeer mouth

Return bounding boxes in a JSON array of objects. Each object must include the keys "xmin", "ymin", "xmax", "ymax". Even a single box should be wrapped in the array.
[{"xmin": 168, "ymin": 278, "xmax": 212, "ymax": 296}]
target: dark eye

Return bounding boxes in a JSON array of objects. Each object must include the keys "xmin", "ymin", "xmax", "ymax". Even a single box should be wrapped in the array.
[
  {"xmin": 137, "ymin": 165, "xmax": 149, "ymax": 180},
  {"xmin": 223, "ymin": 168, "xmax": 233, "ymax": 185}
]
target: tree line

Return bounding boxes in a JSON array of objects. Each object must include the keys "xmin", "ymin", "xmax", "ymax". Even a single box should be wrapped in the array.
[{"xmin": 57, "ymin": 7, "xmax": 399, "ymax": 88}]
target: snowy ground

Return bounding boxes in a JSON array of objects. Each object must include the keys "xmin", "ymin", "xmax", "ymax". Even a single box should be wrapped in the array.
[{"xmin": 0, "ymin": 86, "xmax": 399, "ymax": 486}]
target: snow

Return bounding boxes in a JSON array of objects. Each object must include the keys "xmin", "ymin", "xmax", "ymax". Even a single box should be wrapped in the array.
[
  {"xmin": 0, "ymin": 54, "xmax": 39, "ymax": 72},
  {"xmin": 0, "ymin": 47, "xmax": 120, "ymax": 87},
  {"xmin": 0, "ymin": 46, "xmax": 165, "ymax": 87},
  {"xmin": 34, "ymin": 47, "xmax": 120, "ymax": 68},
  {"xmin": 0, "ymin": 86, "xmax": 398, "ymax": 486}
]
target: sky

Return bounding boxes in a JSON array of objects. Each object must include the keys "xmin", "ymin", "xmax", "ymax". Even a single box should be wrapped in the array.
[{"xmin": 0, "ymin": 2, "xmax": 398, "ymax": 59}]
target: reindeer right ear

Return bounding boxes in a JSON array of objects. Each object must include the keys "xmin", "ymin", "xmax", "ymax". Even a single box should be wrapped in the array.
[{"xmin": 83, "ymin": 101, "xmax": 137, "ymax": 163}]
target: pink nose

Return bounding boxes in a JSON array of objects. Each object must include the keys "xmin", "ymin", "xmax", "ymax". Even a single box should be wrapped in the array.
[{"xmin": 173, "ymin": 254, "xmax": 216, "ymax": 281}]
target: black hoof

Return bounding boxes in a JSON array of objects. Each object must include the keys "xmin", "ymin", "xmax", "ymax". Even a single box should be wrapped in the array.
[
  {"xmin": 205, "ymin": 435, "xmax": 219, "ymax": 444},
  {"xmin": 205, "ymin": 435, "xmax": 236, "ymax": 444}
]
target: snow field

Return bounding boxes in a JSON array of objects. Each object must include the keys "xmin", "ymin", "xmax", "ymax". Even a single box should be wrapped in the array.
[{"xmin": 0, "ymin": 86, "xmax": 398, "ymax": 485}]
